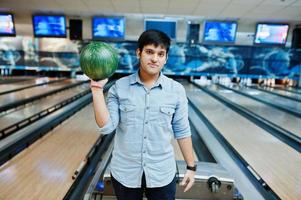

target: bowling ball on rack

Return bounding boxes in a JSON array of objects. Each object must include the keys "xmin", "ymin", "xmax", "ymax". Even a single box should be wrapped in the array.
[{"xmin": 80, "ymin": 42, "xmax": 118, "ymax": 81}]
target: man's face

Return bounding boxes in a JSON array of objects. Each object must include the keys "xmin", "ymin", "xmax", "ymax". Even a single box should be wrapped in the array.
[{"xmin": 136, "ymin": 44, "xmax": 167, "ymax": 76}]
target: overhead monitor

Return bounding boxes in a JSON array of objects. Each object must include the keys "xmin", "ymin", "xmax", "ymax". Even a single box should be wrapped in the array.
[
  {"xmin": 144, "ymin": 19, "xmax": 177, "ymax": 40},
  {"xmin": 203, "ymin": 20, "xmax": 238, "ymax": 44},
  {"xmin": 0, "ymin": 13, "xmax": 16, "ymax": 36},
  {"xmin": 32, "ymin": 14, "xmax": 66, "ymax": 38},
  {"xmin": 92, "ymin": 16, "xmax": 125, "ymax": 40},
  {"xmin": 254, "ymin": 23, "xmax": 289, "ymax": 46}
]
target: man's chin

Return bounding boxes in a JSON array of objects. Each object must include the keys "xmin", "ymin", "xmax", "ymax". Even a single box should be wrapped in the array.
[{"xmin": 147, "ymin": 70, "xmax": 161, "ymax": 75}]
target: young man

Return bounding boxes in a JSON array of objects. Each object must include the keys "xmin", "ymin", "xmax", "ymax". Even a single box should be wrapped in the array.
[{"xmin": 91, "ymin": 30, "xmax": 196, "ymax": 200}]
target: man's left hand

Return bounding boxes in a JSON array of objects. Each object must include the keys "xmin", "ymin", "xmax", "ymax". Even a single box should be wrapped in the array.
[{"xmin": 180, "ymin": 170, "xmax": 195, "ymax": 192}]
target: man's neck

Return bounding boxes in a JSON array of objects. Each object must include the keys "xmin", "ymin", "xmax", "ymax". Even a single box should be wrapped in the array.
[{"xmin": 139, "ymin": 70, "xmax": 160, "ymax": 89}]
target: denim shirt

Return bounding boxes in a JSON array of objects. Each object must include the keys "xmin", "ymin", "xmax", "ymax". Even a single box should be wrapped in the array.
[{"xmin": 98, "ymin": 71, "xmax": 191, "ymax": 188}]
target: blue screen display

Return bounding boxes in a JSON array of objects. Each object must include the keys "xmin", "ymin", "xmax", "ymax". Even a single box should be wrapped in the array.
[
  {"xmin": 203, "ymin": 21, "xmax": 237, "ymax": 43},
  {"xmin": 0, "ymin": 13, "xmax": 15, "ymax": 36},
  {"xmin": 254, "ymin": 23, "xmax": 289, "ymax": 45},
  {"xmin": 33, "ymin": 15, "xmax": 66, "ymax": 37},
  {"xmin": 92, "ymin": 17, "xmax": 125, "ymax": 39},
  {"xmin": 145, "ymin": 20, "xmax": 176, "ymax": 40}
]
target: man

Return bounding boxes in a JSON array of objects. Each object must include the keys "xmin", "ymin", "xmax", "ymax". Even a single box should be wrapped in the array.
[{"xmin": 91, "ymin": 29, "xmax": 196, "ymax": 200}]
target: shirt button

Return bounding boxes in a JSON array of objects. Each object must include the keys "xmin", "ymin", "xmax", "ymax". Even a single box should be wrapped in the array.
[
  {"xmin": 143, "ymin": 163, "xmax": 146, "ymax": 166},
  {"xmin": 144, "ymin": 136, "xmax": 147, "ymax": 139},
  {"xmin": 146, "ymin": 106, "xmax": 150, "ymax": 110},
  {"xmin": 145, "ymin": 121, "xmax": 148, "ymax": 124},
  {"xmin": 143, "ymin": 150, "xmax": 146, "ymax": 153}
]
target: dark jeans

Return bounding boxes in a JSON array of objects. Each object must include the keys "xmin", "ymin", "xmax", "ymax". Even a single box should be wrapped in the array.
[{"xmin": 111, "ymin": 173, "xmax": 177, "ymax": 200}]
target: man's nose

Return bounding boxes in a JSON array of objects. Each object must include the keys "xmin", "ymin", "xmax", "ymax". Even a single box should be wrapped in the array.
[{"xmin": 151, "ymin": 54, "xmax": 159, "ymax": 62}]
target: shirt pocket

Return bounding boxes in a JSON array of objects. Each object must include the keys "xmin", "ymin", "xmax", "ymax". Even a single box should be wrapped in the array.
[
  {"xmin": 119, "ymin": 104, "xmax": 136, "ymax": 125},
  {"xmin": 158, "ymin": 106, "xmax": 175, "ymax": 126}
]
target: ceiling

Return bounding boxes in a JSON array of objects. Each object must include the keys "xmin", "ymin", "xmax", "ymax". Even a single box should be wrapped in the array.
[{"xmin": 1, "ymin": 0, "xmax": 301, "ymax": 22}]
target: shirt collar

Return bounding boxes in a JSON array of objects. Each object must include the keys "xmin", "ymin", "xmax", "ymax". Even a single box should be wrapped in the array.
[{"xmin": 130, "ymin": 70, "xmax": 165, "ymax": 89}]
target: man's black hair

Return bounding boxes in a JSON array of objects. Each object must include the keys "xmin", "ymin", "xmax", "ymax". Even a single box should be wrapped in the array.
[{"xmin": 137, "ymin": 29, "xmax": 171, "ymax": 53}]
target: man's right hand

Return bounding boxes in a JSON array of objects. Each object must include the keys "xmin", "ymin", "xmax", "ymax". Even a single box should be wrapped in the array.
[{"xmin": 90, "ymin": 78, "xmax": 108, "ymax": 90}]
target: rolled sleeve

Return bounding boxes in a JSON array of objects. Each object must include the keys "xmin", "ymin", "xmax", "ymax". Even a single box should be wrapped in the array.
[
  {"xmin": 97, "ymin": 118, "xmax": 115, "ymax": 135},
  {"xmin": 98, "ymin": 84, "xmax": 119, "ymax": 135},
  {"xmin": 172, "ymin": 84, "xmax": 191, "ymax": 139}
]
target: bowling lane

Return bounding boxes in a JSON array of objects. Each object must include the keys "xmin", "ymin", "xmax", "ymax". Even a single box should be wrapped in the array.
[
  {"xmin": 0, "ymin": 76, "xmax": 34, "ymax": 84},
  {"xmin": 0, "ymin": 79, "xmax": 81, "ymax": 109},
  {"xmin": 271, "ymin": 85, "xmax": 301, "ymax": 95},
  {"xmin": 231, "ymin": 85, "xmax": 301, "ymax": 113},
  {"xmin": 250, "ymin": 85, "xmax": 301, "ymax": 101},
  {"xmin": 0, "ymin": 77, "xmax": 63, "ymax": 94},
  {"xmin": 0, "ymin": 83, "xmax": 90, "ymax": 132},
  {"xmin": 184, "ymin": 83, "xmax": 301, "ymax": 200},
  {"xmin": 285, "ymin": 87, "xmax": 301, "ymax": 94},
  {"xmin": 208, "ymin": 85, "xmax": 301, "ymax": 138},
  {"xmin": 0, "ymin": 104, "xmax": 101, "ymax": 200}
]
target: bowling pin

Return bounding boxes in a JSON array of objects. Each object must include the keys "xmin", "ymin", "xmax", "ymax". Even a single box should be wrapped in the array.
[
  {"xmin": 272, "ymin": 78, "xmax": 275, "ymax": 87},
  {"xmin": 247, "ymin": 78, "xmax": 251, "ymax": 86}
]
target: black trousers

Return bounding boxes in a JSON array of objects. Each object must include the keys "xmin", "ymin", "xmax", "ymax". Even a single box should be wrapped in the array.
[{"xmin": 111, "ymin": 173, "xmax": 177, "ymax": 200}]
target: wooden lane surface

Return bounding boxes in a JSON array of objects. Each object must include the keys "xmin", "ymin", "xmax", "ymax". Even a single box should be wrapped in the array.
[
  {"xmin": 0, "ymin": 102, "xmax": 196, "ymax": 199},
  {"xmin": 254, "ymin": 86, "xmax": 301, "ymax": 101},
  {"xmin": 210, "ymin": 85, "xmax": 301, "ymax": 138},
  {"xmin": 268, "ymin": 85, "xmax": 301, "ymax": 94},
  {"xmin": 0, "ymin": 79, "xmax": 79, "ymax": 108},
  {"xmin": 184, "ymin": 84, "xmax": 301, "ymax": 200},
  {"xmin": 0, "ymin": 84, "xmax": 90, "ymax": 131},
  {"xmin": 0, "ymin": 76, "xmax": 34, "ymax": 84},
  {"xmin": 233, "ymin": 85, "xmax": 301, "ymax": 112},
  {"xmin": 0, "ymin": 104, "xmax": 101, "ymax": 200},
  {"xmin": 0, "ymin": 77, "xmax": 61, "ymax": 94}
]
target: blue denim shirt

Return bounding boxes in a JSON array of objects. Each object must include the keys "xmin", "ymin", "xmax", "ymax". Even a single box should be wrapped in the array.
[{"xmin": 98, "ymin": 71, "xmax": 191, "ymax": 188}]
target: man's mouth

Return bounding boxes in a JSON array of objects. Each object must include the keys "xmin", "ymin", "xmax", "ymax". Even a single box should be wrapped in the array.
[{"xmin": 148, "ymin": 63, "xmax": 159, "ymax": 68}]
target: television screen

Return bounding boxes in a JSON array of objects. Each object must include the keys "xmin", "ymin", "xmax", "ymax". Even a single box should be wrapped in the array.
[
  {"xmin": 0, "ymin": 13, "xmax": 16, "ymax": 36},
  {"xmin": 254, "ymin": 23, "xmax": 289, "ymax": 45},
  {"xmin": 203, "ymin": 21, "xmax": 237, "ymax": 44},
  {"xmin": 92, "ymin": 17, "xmax": 125, "ymax": 40},
  {"xmin": 145, "ymin": 19, "xmax": 177, "ymax": 40},
  {"xmin": 33, "ymin": 15, "xmax": 66, "ymax": 37}
]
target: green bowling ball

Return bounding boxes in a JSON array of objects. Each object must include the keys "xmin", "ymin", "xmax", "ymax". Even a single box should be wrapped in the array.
[{"xmin": 80, "ymin": 42, "xmax": 118, "ymax": 81}]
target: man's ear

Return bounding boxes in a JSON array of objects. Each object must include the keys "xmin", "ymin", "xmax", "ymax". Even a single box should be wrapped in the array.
[{"xmin": 136, "ymin": 49, "xmax": 141, "ymax": 59}]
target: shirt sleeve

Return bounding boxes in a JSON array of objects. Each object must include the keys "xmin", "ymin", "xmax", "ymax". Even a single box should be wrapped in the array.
[
  {"xmin": 172, "ymin": 84, "xmax": 191, "ymax": 139},
  {"xmin": 97, "ymin": 83, "xmax": 120, "ymax": 135}
]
